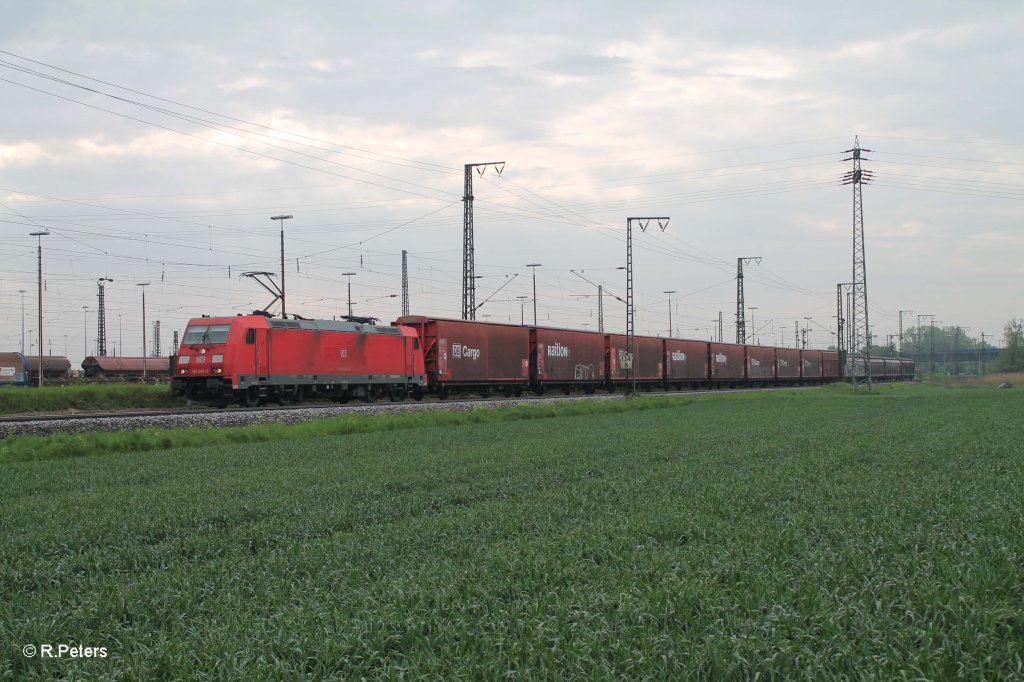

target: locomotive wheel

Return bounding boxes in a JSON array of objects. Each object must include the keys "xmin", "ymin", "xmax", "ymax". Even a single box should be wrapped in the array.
[
  {"xmin": 243, "ymin": 387, "xmax": 260, "ymax": 408},
  {"xmin": 412, "ymin": 386, "xmax": 424, "ymax": 401}
]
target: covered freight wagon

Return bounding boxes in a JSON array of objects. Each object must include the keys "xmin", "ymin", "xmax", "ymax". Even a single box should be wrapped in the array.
[
  {"xmin": 606, "ymin": 334, "xmax": 663, "ymax": 388},
  {"xmin": 801, "ymin": 350, "xmax": 824, "ymax": 379},
  {"xmin": 530, "ymin": 327, "xmax": 605, "ymax": 394},
  {"xmin": 746, "ymin": 346, "xmax": 776, "ymax": 382},
  {"xmin": 709, "ymin": 342, "xmax": 746, "ymax": 383},
  {"xmin": 0, "ymin": 352, "xmax": 29, "ymax": 387},
  {"xmin": 664, "ymin": 338, "xmax": 708, "ymax": 388},
  {"xmin": 776, "ymin": 348, "xmax": 801, "ymax": 382},
  {"xmin": 822, "ymin": 351, "xmax": 840, "ymax": 380},
  {"xmin": 396, "ymin": 316, "xmax": 529, "ymax": 397}
]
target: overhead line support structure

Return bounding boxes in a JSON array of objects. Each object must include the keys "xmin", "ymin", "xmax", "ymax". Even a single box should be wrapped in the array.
[
  {"xmin": 735, "ymin": 257, "xmax": 761, "ymax": 344},
  {"xmin": 401, "ymin": 250, "xmax": 410, "ymax": 316},
  {"xmin": 30, "ymin": 230, "xmax": 49, "ymax": 388},
  {"xmin": 626, "ymin": 217, "xmax": 669, "ymax": 395},
  {"xmin": 898, "ymin": 309, "xmax": 914, "ymax": 356},
  {"xmin": 842, "ymin": 137, "xmax": 874, "ymax": 389},
  {"xmin": 270, "ymin": 215, "xmax": 293, "ymax": 318},
  {"xmin": 462, "ymin": 161, "xmax": 505, "ymax": 320},
  {"xmin": 96, "ymin": 277, "xmax": 113, "ymax": 356}
]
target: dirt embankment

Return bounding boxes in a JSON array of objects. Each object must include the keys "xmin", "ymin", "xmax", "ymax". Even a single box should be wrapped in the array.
[{"xmin": 931, "ymin": 371, "xmax": 1022, "ymax": 387}]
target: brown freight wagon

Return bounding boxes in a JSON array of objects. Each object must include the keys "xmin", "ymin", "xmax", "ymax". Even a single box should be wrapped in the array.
[
  {"xmin": 822, "ymin": 351, "xmax": 840, "ymax": 381},
  {"xmin": 82, "ymin": 356, "xmax": 170, "ymax": 380},
  {"xmin": 776, "ymin": 348, "xmax": 801, "ymax": 382},
  {"xmin": 709, "ymin": 342, "xmax": 746, "ymax": 384},
  {"xmin": 530, "ymin": 327, "xmax": 605, "ymax": 394},
  {"xmin": 395, "ymin": 316, "xmax": 529, "ymax": 398},
  {"xmin": 801, "ymin": 350, "xmax": 823, "ymax": 380},
  {"xmin": 746, "ymin": 345, "xmax": 776, "ymax": 382},
  {"xmin": 606, "ymin": 334, "xmax": 663, "ymax": 389},
  {"xmin": 26, "ymin": 355, "xmax": 71, "ymax": 384},
  {"xmin": 664, "ymin": 338, "xmax": 709, "ymax": 388}
]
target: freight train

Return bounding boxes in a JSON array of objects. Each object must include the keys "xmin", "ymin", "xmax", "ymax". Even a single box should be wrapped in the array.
[
  {"xmin": 0, "ymin": 353, "xmax": 171, "ymax": 386},
  {"xmin": 170, "ymin": 313, "xmax": 915, "ymax": 407}
]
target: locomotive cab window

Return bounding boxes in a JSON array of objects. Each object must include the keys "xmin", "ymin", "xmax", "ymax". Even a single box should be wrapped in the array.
[
  {"xmin": 413, "ymin": 338, "xmax": 420, "ymax": 350},
  {"xmin": 182, "ymin": 324, "xmax": 231, "ymax": 345},
  {"xmin": 246, "ymin": 329, "xmax": 255, "ymax": 344}
]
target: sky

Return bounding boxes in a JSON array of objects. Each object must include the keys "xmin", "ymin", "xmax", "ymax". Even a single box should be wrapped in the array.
[{"xmin": 1, "ymin": 0, "xmax": 1021, "ymax": 367}]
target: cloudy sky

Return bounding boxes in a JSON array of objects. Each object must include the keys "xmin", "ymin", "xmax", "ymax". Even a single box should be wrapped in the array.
[{"xmin": 1, "ymin": 1, "xmax": 1021, "ymax": 366}]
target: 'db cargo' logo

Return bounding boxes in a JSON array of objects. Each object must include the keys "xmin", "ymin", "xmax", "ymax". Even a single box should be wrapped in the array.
[
  {"xmin": 547, "ymin": 343, "xmax": 570, "ymax": 358},
  {"xmin": 714, "ymin": 353, "xmax": 727, "ymax": 363},
  {"xmin": 779, "ymin": 359, "xmax": 788, "ymax": 368},
  {"xmin": 750, "ymin": 359, "xmax": 761, "ymax": 368},
  {"xmin": 671, "ymin": 351, "xmax": 687, "ymax": 362},
  {"xmin": 452, "ymin": 343, "xmax": 481, "ymax": 360}
]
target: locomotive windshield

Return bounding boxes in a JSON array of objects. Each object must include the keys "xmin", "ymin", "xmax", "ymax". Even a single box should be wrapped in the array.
[{"xmin": 182, "ymin": 324, "xmax": 231, "ymax": 345}]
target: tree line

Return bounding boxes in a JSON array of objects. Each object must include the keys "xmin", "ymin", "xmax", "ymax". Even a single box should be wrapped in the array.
[{"xmin": 863, "ymin": 319, "xmax": 1023, "ymax": 374}]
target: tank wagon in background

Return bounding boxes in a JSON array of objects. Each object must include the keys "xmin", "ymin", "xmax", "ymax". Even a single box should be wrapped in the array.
[{"xmin": 170, "ymin": 312, "xmax": 914, "ymax": 407}]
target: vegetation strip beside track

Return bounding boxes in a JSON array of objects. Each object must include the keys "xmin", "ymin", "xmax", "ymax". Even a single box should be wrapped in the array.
[
  {"xmin": 0, "ymin": 391, "xmax": 704, "ymax": 464},
  {"xmin": 3, "ymin": 384, "xmax": 1022, "ymax": 679}
]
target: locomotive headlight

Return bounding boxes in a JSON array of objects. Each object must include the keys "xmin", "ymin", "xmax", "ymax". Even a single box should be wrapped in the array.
[
  {"xmin": 212, "ymin": 354, "xmax": 223, "ymax": 363},
  {"xmin": 213, "ymin": 368, "xmax": 223, "ymax": 374},
  {"xmin": 179, "ymin": 368, "xmax": 188, "ymax": 375}
]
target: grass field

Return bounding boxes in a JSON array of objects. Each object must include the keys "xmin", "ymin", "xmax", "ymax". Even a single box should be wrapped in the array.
[{"xmin": 2, "ymin": 385, "xmax": 1022, "ymax": 679}]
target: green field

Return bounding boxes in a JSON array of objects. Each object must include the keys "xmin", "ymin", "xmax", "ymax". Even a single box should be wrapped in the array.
[{"xmin": 2, "ymin": 386, "xmax": 1022, "ymax": 679}]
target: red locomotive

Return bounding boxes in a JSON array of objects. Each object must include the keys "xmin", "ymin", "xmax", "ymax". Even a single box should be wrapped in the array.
[
  {"xmin": 172, "ymin": 314, "xmax": 425, "ymax": 406},
  {"xmin": 171, "ymin": 312, "xmax": 912, "ymax": 407}
]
